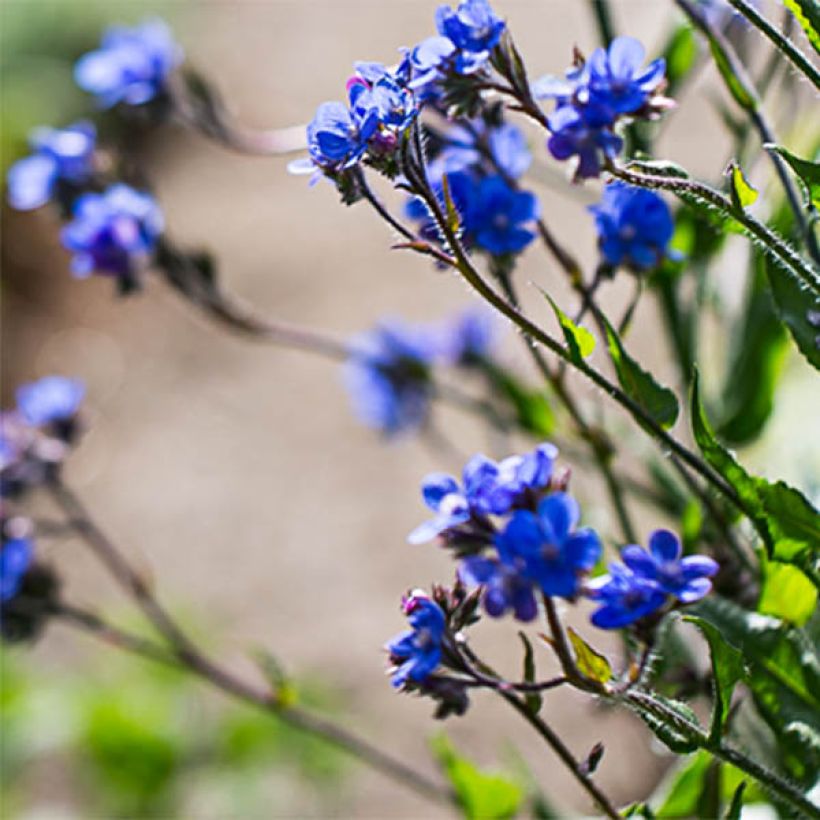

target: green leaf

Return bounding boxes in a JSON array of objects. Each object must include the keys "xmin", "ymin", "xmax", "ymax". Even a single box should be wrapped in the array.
[
  {"xmin": 766, "ymin": 144, "xmax": 820, "ymax": 209},
  {"xmin": 634, "ymin": 694, "xmax": 701, "ymax": 754},
  {"xmin": 441, "ymin": 174, "xmax": 462, "ymax": 234},
  {"xmin": 784, "ymin": 0, "xmax": 820, "ymax": 54},
  {"xmin": 566, "ymin": 627, "xmax": 613, "ymax": 684},
  {"xmin": 759, "ymin": 560, "xmax": 818, "ymax": 627},
  {"xmin": 727, "ymin": 162, "xmax": 759, "ymax": 209},
  {"xmin": 480, "ymin": 361, "xmax": 554, "ymax": 435},
  {"xmin": 661, "ymin": 24, "xmax": 698, "ymax": 95},
  {"xmin": 431, "ymin": 734, "xmax": 523, "ymax": 820},
  {"xmin": 654, "ymin": 750, "xmax": 712, "ymax": 818},
  {"xmin": 723, "ymin": 782, "xmax": 746, "ymax": 820},
  {"xmin": 602, "ymin": 313, "xmax": 679, "ymax": 429},
  {"xmin": 717, "ymin": 256, "xmax": 789, "ymax": 445},
  {"xmin": 545, "ymin": 294, "xmax": 595, "ymax": 363},
  {"xmin": 518, "ymin": 631, "xmax": 542, "ymax": 715},
  {"xmin": 626, "ymin": 158, "xmax": 690, "ymax": 179},
  {"xmin": 684, "ymin": 616, "xmax": 746, "ymax": 743},
  {"xmin": 691, "ymin": 372, "xmax": 820, "ymax": 573},
  {"xmin": 705, "ymin": 31, "xmax": 759, "ymax": 111}
]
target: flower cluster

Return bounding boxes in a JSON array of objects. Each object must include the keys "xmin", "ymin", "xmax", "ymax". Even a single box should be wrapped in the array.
[
  {"xmin": 589, "ymin": 182, "xmax": 675, "ymax": 271},
  {"xmin": 588, "ymin": 530, "xmax": 719, "ymax": 628},
  {"xmin": 6, "ymin": 122, "xmax": 97, "ymax": 211},
  {"xmin": 406, "ymin": 116, "xmax": 539, "ymax": 256},
  {"xmin": 343, "ymin": 308, "xmax": 498, "ymax": 437},
  {"xmin": 1, "ymin": 376, "xmax": 85, "ymax": 499},
  {"xmin": 74, "ymin": 18, "xmax": 183, "ymax": 108},
  {"xmin": 535, "ymin": 37, "xmax": 670, "ymax": 179},
  {"xmin": 61, "ymin": 184, "xmax": 164, "ymax": 287}
]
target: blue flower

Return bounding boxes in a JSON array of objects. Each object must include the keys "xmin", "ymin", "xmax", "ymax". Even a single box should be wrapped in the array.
[
  {"xmin": 405, "ymin": 36, "xmax": 457, "ymax": 98},
  {"xmin": 432, "ymin": 120, "xmax": 531, "ymax": 180},
  {"xmin": 16, "ymin": 376, "xmax": 85, "ymax": 428},
  {"xmin": 443, "ymin": 307, "xmax": 498, "ymax": 364},
  {"xmin": 467, "ymin": 175, "xmax": 539, "ymax": 255},
  {"xmin": 409, "ymin": 443, "xmax": 558, "ymax": 544},
  {"xmin": 620, "ymin": 530, "xmax": 719, "ymax": 603},
  {"xmin": 74, "ymin": 18, "xmax": 182, "ymax": 108},
  {"xmin": 589, "ymin": 182, "xmax": 674, "ymax": 270},
  {"xmin": 547, "ymin": 103, "xmax": 623, "ymax": 180},
  {"xmin": 586, "ymin": 37, "xmax": 666, "ymax": 116},
  {"xmin": 495, "ymin": 493, "xmax": 602, "ymax": 598},
  {"xmin": 1, "ymin": 537, "xmax": 33, "ymax": 603},
  {"xmin": 435, "ymin": 0, "xmax": 505, "ymax": 72},
  {"xmin": 586, "ymin": 564, "xmax": 668, "ymax": 629},
  {"xmin": 61, "ymin": 184, "xmax": 164, "ymax": 279},
  {"xmin": 386, "ymin": 591, "xmax": 446, "ymax": 688},
  {"xmin": 7, "ymin": 122, "xmax": 96, "ymax": 211},
  {"xmin": 405, "ymin": 169, "xmax": 475, "ymax": 245},
  {"xmin": 459, "ymin": 554, "xmax": 539, "ymax": 620},
  {"xmin": 343, "ymin": 321, "xmax": 439, "ymax": 437}
]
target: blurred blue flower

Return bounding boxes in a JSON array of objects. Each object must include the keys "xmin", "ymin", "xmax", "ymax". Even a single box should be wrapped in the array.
[
  {"xmin": 405, "ymin": 36, "xmax": 457, "ymax": 98},
  {"xmin": 468, "ymin": 175, "xmax": 539, "ymax": 255},
  {"xmin": 61, "ymin": 184, "xmax": 164, "ymax": 279},
  {"xmin": 589, "ymin": 182, "xmax": 674, "ymax": 269},
  {"xmin": 7, "ymin": 122, "xmax": 96, "ymax": 210},
  {"xmin": 586, "ymin": 37, "xmax": 666, "ymax": 116},
  {"xmin": 16, "ymin": 377, "xmax": 85, "ymax": 428},
  {"xmin": 587, "ymin": 563, "xmax": 668, "ymax": 629},
  {"xmin": 1, "ymin": 537, "xmax": 33, "ymax": 603},
  {"xmin": 386, "ymin": 591, "xmax": 446, "ymax": 688},
  {"xmin": 547, "ymin": 103, "xmax": 623, "ymax": 180},
  {"xmin": 495, "ymin": 493, "xmax": 602, "ymax": 598},
  {"xmin": 433, "ymin": 120, "xmax": 531, "ymax": 180},
  {"xmin": 435, "ymin": 0, "xmax": 505, "ymax": 73},
  {"xmin": 75, "ymin": 18, "xmax": 182, "ymax": 108},
  {"xmin": 344, "ymin": 321, "xmax": 439, "ymax": 437},
  {"xmin": 443, "ymin": 307, "xmax": 498, "ymax": 364},
  {"xmin": 620, "ymin": 529, "xmax": 719, "ymax": 603},
  {"xmin": 409, "ymin": 443, "xmax": 558, "ymax": 543}
]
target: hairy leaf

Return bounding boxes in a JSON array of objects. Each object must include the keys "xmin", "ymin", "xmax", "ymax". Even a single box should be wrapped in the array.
[
  {"xmin": 545, "ymin": 294, "xmax": 595, "ymax": 363},
  {"xmin": 784, "ymin": 0, "xmax": 820, "ymax": 54},
  {"xmin": 727, "ymin": 162, "xmax": 759, "ymax": 209},
  {"xmin": 766, "ymin": 144, "xmax": 820, "ymax": 209},
  {"xmin": 566, "ymin": 627, "xmax": 612, "ymax": 684}
]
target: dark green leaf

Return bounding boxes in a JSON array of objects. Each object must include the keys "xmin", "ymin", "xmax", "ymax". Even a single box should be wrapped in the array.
[
  {"xmin": 566, "ymin": 627, "xmax": 612, "ymax": 684},
  {"xmin": 684, "ymin": 616, "xmax": 746, "ymax": 743},
  {"xmin": 705, "ymin": 33, "xmax": 759, "ymax": 111},
  {"xmin": 545, "ymin": 294, "xmax": 596, "ymax": 363},
  {"xmin": 431, "ymin": 734, "xmax": 523, "ymax": 820},
  {"xmin": 634, "ymin": 695, "xmax": 701, "ymax": 754},
  {"xmin": 723, "ymin": 782, "xmax": 746, "ymax": 820},
  {"xmin": 727, "ymin": 162, "xmax": 759, "ymax": 209},
  {"xmin": 766, "ymin": 144, "xmax": 820, "ymax": 209},
  {"xmin": 626, "ymin": 158, "xmax": 690, "ymax": 179},
  {"xmin": 518, "ymin": 631, "xmax": 542, "ymax": 715},
  {"xmin": 784, "ymin": 0, "xmax": 820, "ymax": 54},
  {"xmin": 717, "ymin": 256, "xmax": 788, "ymax": 445},
  {"xmin": 602, "ymin": 313, "xmax": 679, "ymax": 429},
  {"xmin": 758, "ymin": 560, "xmax": 818, "ymax": 627}
]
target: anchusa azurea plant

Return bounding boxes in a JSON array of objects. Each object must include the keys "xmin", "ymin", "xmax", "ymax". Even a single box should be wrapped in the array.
[{"xmin": 4, "ymin": 0, "xmax": 820, "ymax": 816}]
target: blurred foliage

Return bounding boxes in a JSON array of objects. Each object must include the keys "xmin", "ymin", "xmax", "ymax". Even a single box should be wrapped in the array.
[{"xmin": 0, "ymin": 647, "xmax": 346, "ymax": 817}]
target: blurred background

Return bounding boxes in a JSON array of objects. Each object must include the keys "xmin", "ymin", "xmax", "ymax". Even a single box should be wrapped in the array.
[{"xmin": 2, "ymin": 1, "xmax": 818, "ymax": 816}]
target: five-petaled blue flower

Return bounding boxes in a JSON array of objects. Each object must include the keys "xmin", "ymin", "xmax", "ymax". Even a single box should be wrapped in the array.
[
  {"xmin": 16, "ymin": 376, "xmax": 85, "ymax": 428},
  {"xmin": 435, "ymin": 0, "xmax": 506, "ymax": 73},
  {"xmin": 7, "ymin": 122, "xmax": 96, "ymax": 211},
  {"xmin": 547, "ymin": 103, "xmax": 623, "ymax": 180},
  {"xmin": 1, "ymin": 537, "xmax": 33, "ymax": 603},
  {"xmin": 409, "ymin": 443, "xmax": 558, "ymax": 544},
  {"xmin": 61, "ymin": 184, "xmax": 164, "ymax": 279},
  {"xmin": 74, "ymin": 18, "xmax": 182, "ymax": 108},
  {"xmin": 343, "ymin": 321, "xmax": 439, "ymax": 437},
  {"xmin": 589, "ymin": 182, "xmax": 675, "ymax": 270},
  {"xmin": 586, "ymin": 563, "xmax": 668, "ymax": 629},
  {"xmin": 386, "ymin": 591, "xmax": 446, "ymax": 688},
  {"xmin": 495, "ymin": 492, "xmax": 602, "ymax": 599},
  {"xmin": 467, "ymin": 175, "xmax": 539, "ymax": 255}
]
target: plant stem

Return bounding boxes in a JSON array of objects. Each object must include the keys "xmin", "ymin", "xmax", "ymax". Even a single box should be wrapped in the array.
[
  {"xmin": 587, "ymin": 0, "xmax": 617, "ymax": 46},
  {"xmin": 724, "ymin": 0, "xmax": 820, "ymax": 92},
  {"xmin": 45, "ymin": 481, "xmax": 454, "ymax": 807}
]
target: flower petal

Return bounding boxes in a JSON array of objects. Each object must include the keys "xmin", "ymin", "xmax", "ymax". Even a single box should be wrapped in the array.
[{"xmin": 648, "ymin": 529, "xmax": 681, "ymax": 562}]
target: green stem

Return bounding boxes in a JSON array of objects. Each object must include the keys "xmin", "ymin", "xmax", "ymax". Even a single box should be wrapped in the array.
[
  {"xmin": 587, "ymin": 0, "xmax": 617, "ymax": 46},
  {"xmin": 724, "ymin": 0, "xmax": 820, "ymax": 92}
]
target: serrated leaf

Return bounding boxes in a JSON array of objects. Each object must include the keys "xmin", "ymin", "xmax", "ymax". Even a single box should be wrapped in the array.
[
  {"xmin": 431, "ymin": 734, "xmax": 523, "ymax": 820},
  {"xmin": 602, "ymin": 313, "xmax": 679, "ymax": 429},
  {"xmin": 684, "ymin": 617, "xmax": 746, "ymax": 743},
  {"xmin": 784, "ymin": 0, "xmax": 820, "ymax": 54},
  {"xmin": 727, "ymin": 162, "xmax": 759, "ymax": 209},
  {"xmin": 766, "ymin": 143, "xmax": 820, "ymax": 209},
  {"xmin": 691, "ymin": 372, "xmax": 820, "ymax": 573},
  {"xmin": 759, "ymin": 560, "xmax": 818, "ymax": 627},
  {"xmin": 518, "ymin": 632, "xmax": 542, "ymax": 715},
  {"xmin": 566, "ymin": 627, "xmax": 612, "ymax": 684},
  {"xmin": 544, "ymin": 294, "xmax": 595, "ymax": 363}
]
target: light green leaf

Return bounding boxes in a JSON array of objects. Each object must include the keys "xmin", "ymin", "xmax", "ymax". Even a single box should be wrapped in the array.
[
  {"xmin": 566, "ymin": 627, "xmax": 613, "ymax": 684},
  {"xmin": 766, "ymin": 143, "xmax": 820, "ymax": 209},
  {"xmin": 654, "ymin": 750, "xmax": 711, "ymax": 818},
  {"xmin": 759, "ymin": 561, "xmax": 818, "ymax": 627},
  {"xmin": 545, "ymin": 294, "xmax": 595, "ymax": 363},
  {"xmin": 784, "ymin": 0, "xmax": 820, "ymax": 54},
  {"xmin": 431, "ymin": 734, "xmax": 523, "ymax": 820},
  {"xmin": 728, "ymin": 162, "xmax": 759, "ymax": 209},
  {"xmin": 684, "ymin": 617, "xmax": 746, "ymax": 743},
  {"xmin": 603, "ymin": 313, "xmax": 679, "ymax": 429},
  {"xmin": 441, "ymin": 174, "xmax": 461, "ymax": 234},
  {"xmin": 661, "ymin": 24, "xmax": 698, "ymax": 95}
]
